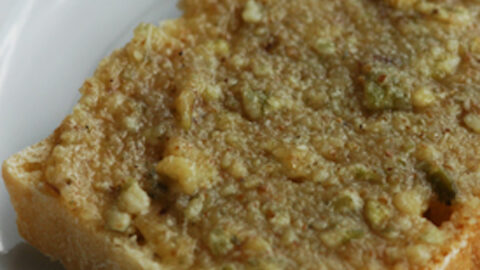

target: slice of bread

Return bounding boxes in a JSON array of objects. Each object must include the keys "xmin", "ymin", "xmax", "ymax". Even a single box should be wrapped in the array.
[{"xmin": 4, "ymin": 0, "xmax": 480, "ymax": 269}]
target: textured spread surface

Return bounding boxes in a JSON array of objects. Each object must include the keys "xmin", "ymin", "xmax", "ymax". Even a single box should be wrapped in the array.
[{"xmin": 16, "ymin": 0, "xmax": 480, "ymax": 269}]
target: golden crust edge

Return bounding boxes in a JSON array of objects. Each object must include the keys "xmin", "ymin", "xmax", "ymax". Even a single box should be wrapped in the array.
[
  {"xmin": 1, "ymin": 137, "xmax": 479, "ymax": 270},
  {"xmin": 1, "ymin": 137, "xmax": 163, "ymax": 270},
  {"xmin": 439, "ymin": 227, "xmax": 480, "ymax": 270}
]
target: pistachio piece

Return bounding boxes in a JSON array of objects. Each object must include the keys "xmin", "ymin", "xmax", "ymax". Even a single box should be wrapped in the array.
[
  {"xmin": 320, "ymin": 228, "xmax": 364, "ymax": 248},
  {"xmin": 362, "ymin": 72, "xmax": 410, "ymax": 111},
  {"xmin": 364, "ymin": 199, "xmax": 391, "ymax": 231},
  {"xmin": 314, "ymin": 38, "xmax": 336, "ymax": 55},
  {"xmin": 363, "ymin": 80, "xmax": 410, "ymax": 111},
  {"xmin": 353, "ymin": 165, "xmax": 382, "ymax": 183},
  {"xmin": 420, "ymin": 163, "xmax": 457, "ymax": 205},
  {"xmin": 208, "ymin": 229, "xmax": 235, "ymax": 256},
  {"xmin": 427, "ymin": 168, "xmax": 456, "ymax": 205},
  {"xmin": 241, "ymin": 88, "xmax": 265, "ymax": 120}
]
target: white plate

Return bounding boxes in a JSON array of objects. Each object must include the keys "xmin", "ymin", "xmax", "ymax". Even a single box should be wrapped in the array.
[{"xmin": 0, "ymin": 0, "xmax": 179, "ymax": 268}]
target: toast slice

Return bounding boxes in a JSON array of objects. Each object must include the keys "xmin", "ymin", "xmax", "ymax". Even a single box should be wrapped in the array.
[{"xmin": 4, "ymin": 0, "xmax": 480, "ymax": 269}]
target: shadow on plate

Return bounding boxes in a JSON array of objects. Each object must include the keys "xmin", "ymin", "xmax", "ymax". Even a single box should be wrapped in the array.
[{"xmin": 0, "ymin": 242, "xmax": 64, "ymax": 270}]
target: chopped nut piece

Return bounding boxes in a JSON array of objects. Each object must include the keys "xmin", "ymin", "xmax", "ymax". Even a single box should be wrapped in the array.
[
  {"xmin": 320, "ymin": 229, "xmax": 364, "ymax": 248},
  {"xmin": 416, "ymin": 3, "xmax": 471, "ymax": 25},
  {"xmin": 314, "ymin": 38, "xmax": 336, "ymax": 55},
  {"xmin": 270, "ymin": 211, "xmax": 291, "ymax": 227},
  {"xmin": 281, "ymin": 229, "xmax": 297, "ymax": 245},
  {"xmin": 312, "ymin": 169, "xmax": 331, "ymax": 183},
  {"xmin": 230, "ymin": 54, "xmax": 247, "ymax": 69},
  {"xmin": 184, "ymin": 195, "xmax": 204, "ymax": 221},
  {"xmin": 242, "ymin": 0, "xmax": 263, "ymax": 23},
  {"xmin": 118, "ymin": 181, "xmax": 150, "ymax": 215},
  {"xmin": 213, "ymin": 39, "xmax": 230, "ymax": 57},
  {"xmin": 303, "ymin": 89, "xmax": 327, "ymax": 110},
  {"xmin": 415, "ymin": 144, "xmax": 440, "ymax": 163},
  {"xmin": 203, "ymin": 84, "xmax": 223, "ymax": 101},
  {"xmin": 362, "ymin": 75, "xmax": 410, "ymax": 111},
  {"xmin": 419, "ymin": 161, "xmax": 457, "ymax": 205},
  {"xmin": 319, "ymin": 230, "xmax": 344, "ymax": 248},
  {"xmin": 393, "ymin": 190, "xmax": 427, "ymax": 216},
  {"xmin": 421, "ymin": 164, "xmax": 456, "ymax": 205},
  {"xmin": 333, "ymin": 191, "xmax": 363, "ymax": 213},
  {"xmin": 220, "ymin": 152, "xmax": 234, "ymax": 169},
  {"xmin": 272, "ymin": 145, "xmax": 314, "ymax": 179},
  {"xmin": 252, "ymin": 61, "xmax": 273, "ymax": 77},
  {"xmin": 335, "ymin": 200, "xmax": 355, "ymax": 215},
  {"xmin": 106, "ymin": 208, "xmax": 131, "ymax": 232},
  {"xmin": 241, "ymin": 88, "xmax": 265, "ymax": 120},
  {"xmin": 265, "ymin": 96, "xmax": 286, "ymax": 112},
  {"xmin": 243, "ymin": 175, "xmax": 262, "ymax": 189},
  {"xmin": 315, "ymin": 137, "xmax": 346, "ymax": 162},
  {"xmin": 143, "ymin": 125, "xmax": 166, "ymax": 145},
  {"xmin": 158, "ymin": 137, "xmax": 219, "ymax": 194},
  {"xmin": 435, "ymin": 55, "xmax": 460, "ymax": 76},
  {"xmin": 156, "ymin": 156, "xmax": 203, "ymax": 195},
  {"xmin": 132, "ymin": 50, "xmax": 144, "ymax": 61},
  {"xmin": 175, "ymin": 90, "xmax": 195, "ymax": 130},
  {"xmin": 352, "ymin": 164, "xmax": 381, "ymax": 183},
  {"xmin": 243, "ymin": 236, "xmax": 272, "ymax": 255},
  {"xmin": 464, "ymin": 113, "xmax": 480, "ymax": 134},
  {"xmin": 364, "ymin": 199, "xmax": 392, "ymax": 231},
  {"xmin": 412, "ymin": 87, "xmax": 436, "ymax": 108},
  {"xmin": 208, "ymin": 229, "xmax": 235, "ymax": 256},
  {"xmin": 226, "ymin": 133, "xmax": 243, "ymax": 148},
  {"xmin": 229, "ymin": 159, "xmax": 249, "ymax": 179},
  {"xmin": 135, "ymin": 215, "xmax": 195, "ymax": 266},
  {"xmin": 123, "ymin": 115, "xmax": 140, "ymax": 132},
  {"xmin": 343, "ymin": 229, "xmax": 364, "ymax": 243}
]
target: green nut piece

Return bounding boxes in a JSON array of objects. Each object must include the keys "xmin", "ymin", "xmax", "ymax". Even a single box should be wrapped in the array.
[
  {"xmin": 362, "ymin": 74, "xmax": 410, "ymax": 111},
  {"xmin": 333, "ymin": 196, "xmax": 356, "ymax": 213},
  {"xmin": 364, "ymin": 199, "xmax": 391, "ymax": 231},
  {"xmin": 342, "ymin": 229, "xmax": 364, "ymax": 244},
  {"xmin": 354, "ymin": 165, "xmax": 382, "ymax": 183},
  {"xmin": 241, "ymin": 88, "xmax": 266, "ymax": 120},
  {"xmin": 427, "ymin": 168, "xmax": 457, "ymax": 205},
  {"xmin": 208, "ymin": 229, "xmax": 235, "ymax": 256}
]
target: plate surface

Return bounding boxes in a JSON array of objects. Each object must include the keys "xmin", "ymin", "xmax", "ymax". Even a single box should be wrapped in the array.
[{"xmin": 0, "ymin": 0, "xmax": 179, "ymax": 268}]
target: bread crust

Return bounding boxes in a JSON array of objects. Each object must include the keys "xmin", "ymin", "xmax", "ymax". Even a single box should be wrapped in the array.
[
  {"xmin": 2, "ymin": 138, "xmax": 479, "ymax": 270},
  {"xmin": 2, "ymin": 137, "xmax": 162, "ymax": 270},
  {"xmin": 441, "ymin": 229, "xmax": 480, "ymax": 270}
]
